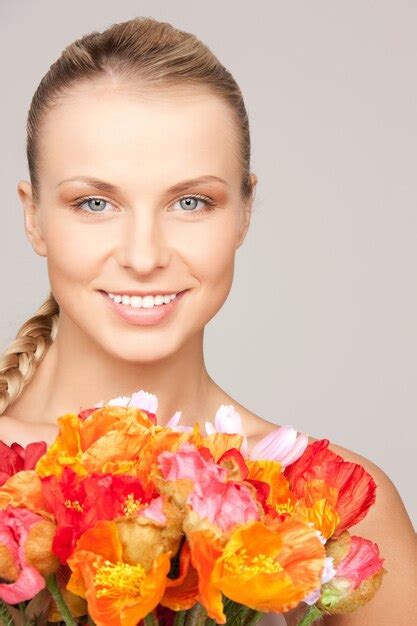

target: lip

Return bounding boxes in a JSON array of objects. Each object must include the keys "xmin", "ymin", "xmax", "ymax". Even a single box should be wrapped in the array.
[{"xmin": 99, "ymin": 289, "xmax": 189, "ymax": 326}]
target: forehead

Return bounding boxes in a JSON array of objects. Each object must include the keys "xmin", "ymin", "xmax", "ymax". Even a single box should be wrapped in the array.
[{"xmin": 38, "ymin": 83, "xmax": 241, "ymax": 191}]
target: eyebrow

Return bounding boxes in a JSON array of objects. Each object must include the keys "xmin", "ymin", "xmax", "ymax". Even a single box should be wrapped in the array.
[{"xmin": 56, "ymin": 174, "xmax": 228, "ymax": 195}]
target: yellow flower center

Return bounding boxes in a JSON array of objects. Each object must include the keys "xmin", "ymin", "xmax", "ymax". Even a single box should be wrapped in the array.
[
  {"xmin": 94, "ymin": 559, "xmax": 146, "ymax": 597},
  {"xmin": 122, "ymin": 492, "xmax": 143, "ymax": 516},
  {"xmin": 223, "ymin": 547, "xmax": 284, "ymax": 575},
  {"xmin": 64, "ymin": 499, "xmax": 83, "ymax": 512},
  {"xmin": 274, "ymin": 498, "xmax": 295, "ymax": 515}
]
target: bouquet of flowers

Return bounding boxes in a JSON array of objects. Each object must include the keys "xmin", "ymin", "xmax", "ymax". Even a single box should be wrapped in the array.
[{"xmin": 0, "ymin": 390, "xmax": 386, "ymax": 626}]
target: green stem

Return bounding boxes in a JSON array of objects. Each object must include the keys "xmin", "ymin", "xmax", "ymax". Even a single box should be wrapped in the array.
[
  {"xmin": 297, "ymin": 604, "xmax": 325, "ymax": 626},
  {"xmin": 0, "ymin": 599, "xmax": 15, "ymax": 626},
  {"xmin": 244, "ymin": 610, "xmax": 266, "ymax": 626},
  {"xmin": 143, "ymin": 610, "xmax": 159, "ymax": 626},
  {"xmin": 87, "ymin": 615, "xmax": 96, "ymax": 626},
  {"xmin": 173, "ymin": 610, "xmax": 188, "ymax": 626},
  {"xmin": 45, "ymin": 573, "xmax": 77, "ymax": 626},
  {"xmin": 184, "ymin": 603, "xmax": 208, "ymax": 626}
]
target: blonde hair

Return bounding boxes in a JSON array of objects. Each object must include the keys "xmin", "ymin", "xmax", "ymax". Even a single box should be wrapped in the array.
[{"xmin": 0, "ymin": 16, "xmax": 254, "ymax": 415}]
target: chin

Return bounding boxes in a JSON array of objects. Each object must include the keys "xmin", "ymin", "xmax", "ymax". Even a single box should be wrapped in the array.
[{"xmin": 97, "ymin": 332, "xmax": 184, "ymax": 364}]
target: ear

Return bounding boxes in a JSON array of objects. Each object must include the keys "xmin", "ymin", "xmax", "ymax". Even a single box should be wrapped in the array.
[
  {"xmin": 17, "ymin": 180, "xmax": 48, "ymax": 257},
  {"xmin": 236, "ymin": 172, "xmax": 258, "ymax": 249}
]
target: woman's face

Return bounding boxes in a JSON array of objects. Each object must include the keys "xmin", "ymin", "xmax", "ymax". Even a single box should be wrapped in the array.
[{"xmin": 18, "ymin": 82, "xmax": 256, "ymax": 362}]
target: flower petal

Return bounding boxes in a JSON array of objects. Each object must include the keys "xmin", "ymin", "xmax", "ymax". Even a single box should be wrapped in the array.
[
  {"xmin": 213, "ymin": 405, "xmax": 245, "ymax": 434},
  {"xmin": 279, "ymin": 433, "xmax": 309, "ymax": 467},
  {"xmin": 166, "ymin": 412, "xmax": 182, "ymax": 428},
  {"xmin": 250, "ymin": 425, "xmax": 297, "ymax": 461}
]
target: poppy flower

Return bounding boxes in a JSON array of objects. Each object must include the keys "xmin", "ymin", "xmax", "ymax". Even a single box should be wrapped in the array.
[
  {"xmin": 40, "ymin": 467, "xmax": 158, "ymax": 562},
  {"xmin": 187, "ymin": 518, "xmax": 327, "ymax": 623},
  {"xmin": 157, "ymin": 442, "xmax": 261, "ymax": 534},
  {"xmin": 0, "ymin": 440, "xmax": 47, "ymax": 486},
  {"xmin": 0, "ymin": 505, "xmax": 59, "ymax": 603},
  {"xmin": 316, "ymin": 530, "xmax": 387, "ymax": 613},
  {"xmin": 66, "ymin": 520, "xmax": 172, "ymax": 625},
  {"xmin": 284, "ymin": 440, "xmax": 376, "ymax": 536},
  {"xmin": 35, "ymin": 407, "xmax": 155, "ymax": 479}
]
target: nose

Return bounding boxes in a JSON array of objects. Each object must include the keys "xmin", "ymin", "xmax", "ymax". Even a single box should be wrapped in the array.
[{"xmin": 115, "ymin": 208, "xmax": 171, "ymax": 274}]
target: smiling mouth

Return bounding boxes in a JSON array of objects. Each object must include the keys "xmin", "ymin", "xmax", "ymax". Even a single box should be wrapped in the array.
[
  {"xmin": 99, "ymin": 289, "xmax": 188, "ymax": 307},
  {"xmin": 98, "ymin": 288, "xmax": 189, "ymax": 325}
]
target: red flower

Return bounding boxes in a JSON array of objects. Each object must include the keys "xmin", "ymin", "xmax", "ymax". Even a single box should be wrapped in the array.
[
  {"xmin": 40, "ymin": 467, "xmax": 156, "ymax": 562},
  {"xmin": 284, "ymin": 439, "xmax": 377, "ymax": 536},
  {"xmin": 0, "ymin": 440, "xmax": 47, "ymax": 486}
]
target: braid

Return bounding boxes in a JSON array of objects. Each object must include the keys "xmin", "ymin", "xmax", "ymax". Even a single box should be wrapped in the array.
[{"xmin": 0, "ymin": 291, "xmax": 59, "ymax": 415}]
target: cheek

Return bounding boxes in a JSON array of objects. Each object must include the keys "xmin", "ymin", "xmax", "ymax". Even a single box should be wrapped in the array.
[
  {"xmin": 43, "ymin": 215, "xmax": 104, "ymax": 288},
  {"xmin": 182, "ymin": 218, "xmax": 238, "ymax": 316},
  {"xmin": 197, "ymin": 230, "xmax": 236, "ymax": 284}
]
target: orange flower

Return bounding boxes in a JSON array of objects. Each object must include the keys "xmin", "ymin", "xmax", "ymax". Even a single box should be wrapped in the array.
[
  {"xmin": 66, "ymin": 520, "xmax": 172, "ymax": 626},
  {"xmin": 187, "ymin": 518, "xmax": 327, "ymax": 623},
  {"xmin": 35, "ymin": 407, "xmax": 155, "ymax": 479},
  {"xmin": 0, "ymin": 471, "xmax": 53, "ymax": 520},
  {"xmin": 246, "ymin": 459, "xmax": 294, "ymax": 509},
  {"xmin": 291, "ymin": 479, "xmax": 341, "ymax": 540},
  {"xmin": 34, "ymin": 413, "xmax": 85, "ymax": 478}
]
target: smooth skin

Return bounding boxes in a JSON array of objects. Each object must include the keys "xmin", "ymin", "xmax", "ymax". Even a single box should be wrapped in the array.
[{"xmin": 2, "ymin": 80, "xmax": 415, "ymax": 625}]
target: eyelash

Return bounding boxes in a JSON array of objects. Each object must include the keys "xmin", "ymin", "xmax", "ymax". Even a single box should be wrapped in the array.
[{"xmin": 68, "ymin": 193, "xmax": 217, "ymax": 219}]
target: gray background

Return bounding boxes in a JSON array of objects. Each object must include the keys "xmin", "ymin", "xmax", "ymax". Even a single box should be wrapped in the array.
[{"xmin": 1, "ymin": 1, "xmax": 415, "ymax": 525}]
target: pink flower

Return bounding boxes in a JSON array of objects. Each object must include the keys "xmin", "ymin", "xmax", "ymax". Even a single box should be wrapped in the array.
[
  {"xmin": 158, "ymin": 442, "xmax": 260, "ymax": 532},
  {"xmin": 334, "ymin": 536, "xmax": 385, "ymax": 589},
  {"xmin": 188, "ymin": 477, "xmax": 260, "ymax": 532},
  {"xmin": 158, "ymin": 441, "xmax": 228, "ymax": 486},
  {"xmin": 317, "ymin": 532, "xmax": 386, "ymax": 614},
  {"xmin": 0, "ymin": 441, "xmax": 47, "ymax": 486},
  {"xmin": 0, "ymin": 506, "xmax": 47, "ymax": 603}
]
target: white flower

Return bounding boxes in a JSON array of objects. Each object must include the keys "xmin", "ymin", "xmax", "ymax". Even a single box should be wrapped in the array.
[
  {"xmin": 204, "ymin": 404, "xmax": 249, "ymax": 457},
  {"xmin": 249, "ymin": 424, "xmax": 308, "ymax": 467},
  {"xmin": 302, "ymin": 557, "xmax": 337, "ymax": 605},
  {"xmin": 204, "ymin": 405, "xmax": 308, "ymax": 468},
  {"xmin": 94, "ymin": 389, "xmax": 158, "ymax": 413}
]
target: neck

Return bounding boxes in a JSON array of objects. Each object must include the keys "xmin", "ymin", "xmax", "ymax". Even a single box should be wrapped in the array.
[{"xmin": 7, "ymin": 310, "xmax": 221, "ymax": 430}]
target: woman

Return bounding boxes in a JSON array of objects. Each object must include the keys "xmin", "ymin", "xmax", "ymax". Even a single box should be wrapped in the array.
[{"xmin": 0, "ymin": 16, "xmax": 414, "ymax": 626}]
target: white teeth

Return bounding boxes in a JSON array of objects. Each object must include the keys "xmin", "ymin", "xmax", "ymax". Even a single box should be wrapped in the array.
[{"xmin": 107, "ymin": 292, "xmax": 178, "ymax": 308}]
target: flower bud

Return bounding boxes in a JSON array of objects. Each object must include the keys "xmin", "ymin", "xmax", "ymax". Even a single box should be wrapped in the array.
[
  {"xmin": 316, "ymin": 531, "xmax": 387, "ymax": 613},
  {"xmin": 24, "ymin": 519, "xmax": 60, "ymax": 577}
]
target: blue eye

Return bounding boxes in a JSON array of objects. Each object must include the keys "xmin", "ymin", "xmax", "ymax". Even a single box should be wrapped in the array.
[
  {"xmin": 68, "ymin": 197, "xmax": 114, "ymax": 217},
  {"xmin": 173, "ymin": 194, "xmax": 217, "ymax": 215},
  {"xmin": 68, "ymin": 194, "xmax": 217, "ymax": 218}
]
